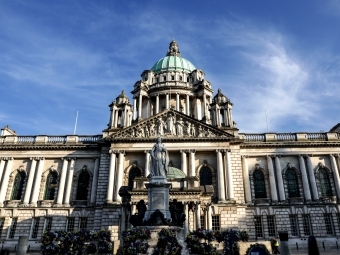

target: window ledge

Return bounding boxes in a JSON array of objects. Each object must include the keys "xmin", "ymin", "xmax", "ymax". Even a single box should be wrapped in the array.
[
  {"xmin": 4, "ymin": 200, "xmax": 21, "ymax": 207},
  {"xmin": 38, "ymin": 200, "xmax": 54, "ymax": 207}
]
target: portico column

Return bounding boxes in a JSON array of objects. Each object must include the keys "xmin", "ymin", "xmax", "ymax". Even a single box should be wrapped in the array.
[
  {"xmin": 23, "ymin": 158, "xmax": 37, "ymax": 204},
  {"xmin": 138, "ymin": 94, "xmax": 142, "ymax": 119},
  {"xmin": 0, "ymin": 158, "xmax": 13, "ymax": 204},
  {"xmin": 90, "ymin": 157, "xmax": 100, "ymax": 204},
  {"xmin": 133, "ymin": 98, "xmax": 137, "ymax": 120},
  {"xmin": 215, "ymin": 108, "xmax": 220, "ymax": 126},
  {"xmin": 189, "ymin": 150, "xmax": 196, "ymax": 176},
  {"xmin": 224, "ymin": 108, "xmax": 229, "ymax": 126},
  {"xmin": 166, "ymin": 94, "xmax": 169, "ymax": 109},
  {"xmin": 203, "ymin": 93, "xmax": 207, "ymax": 117},
  {"xmin": 114, "ymin": 151, "xmax": 125, "ymax": 203},
  {"xmin": 226, "ymin": 150, "xmax": 234, "ymax": 200},
  {"xmin": 298, "ymin": 155, "xmax": 311, "ymax": 201},
  {"xmin": 184, "ymin": 202, "xmax": 189, "ymax": 236},
  {"xmin": 181, "ymin": 150, "xmax": 188, "ymax": 176},
  {"xmin": 144, "ymin": 150, "xmax": 150, "ymax": 177},
  {"xmin": 330, "ymin": 154, "xmax": 340, "ymax": 199},
  {"xmin": 207, "ymin": 204, "xmax": 212, "ymax": 230},
  {"xmin": 216, "ymin": 150, "xmax": 226, "ymax": 202},
  {"xmin": 107, "ymin": 151, "xmax": 117, "ymax": 203},
  {"xmin": 176, "ymin": 93, "xmax": 180, "ymax": 111},
  {"xmin": 56, "ymin": 158, "xmax": 69, "ymax": 204},
  {"xmin": 156, "ymin": 94, "xmax": 159, "ymax": 114},
  {"xmin": 305, "ymin": 155, "xmax": 319, "ymax": 200},
  {"xmin": 267, "ymin": 156, "xmax": 278, "ymax": 202},
  {"xmin": 109, "ymin": 109, "xmax": 114, "ymax": 127},
  {"xmin": 31, "ymin": 157, "xmax": 45, "ymax": 205},
  {"xmin": 64, "ymin": 158, "xmax": 76, "ymax": 205},
  {"xmin": 242, "ymin": 156, "xmax": 252, "ymax": 203},
  {"xmin": 186, "ymin": 94, "xmax": 190, "ymax": 116},
  {"xmin": 274, "ymin": 156, "xmax": 285, "ymax": 201},
  {"xmin": 195, "ymin": 203, "xmax": 201, "ymax": 229}
]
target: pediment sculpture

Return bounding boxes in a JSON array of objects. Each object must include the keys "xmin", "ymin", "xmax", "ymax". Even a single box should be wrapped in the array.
[{"xmin": 110, "ymin": 110, "xmax": 232, "ymax": 139}]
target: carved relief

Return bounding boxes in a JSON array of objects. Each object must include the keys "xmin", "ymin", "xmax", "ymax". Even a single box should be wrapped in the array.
[{"xmin": 111, "ymin": 110, "xmax": 229, "ymax": 139}]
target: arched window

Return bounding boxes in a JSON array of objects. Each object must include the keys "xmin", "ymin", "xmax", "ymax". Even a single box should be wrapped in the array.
[
  {"xmin": 200, "ymin": 167, "xmax": 212, "ymax": 186},
  {"xmin": 11, "ymin": 171, "xmax": 26, "ymax": 200},
  {"xmin": 253, "ymin": 170, "xmax": 266, "ymax": 198},
  {"xmin": 285, "ymin": 169, "xmax": 299, "ymax": 198},
  {"xmin": 76, "ymin": 171, "xmax": 90, "ymax": 200},
  {"xmin": 128, "ymin": 167, "xmax": 141, "ymax": 189},
  {"xmin": 44, "ymin": 171, "xmax": 58, "ymax": 200},
  {"xmin": 319, "ymin": 169, "xmax": 332, "ymax": 196}
]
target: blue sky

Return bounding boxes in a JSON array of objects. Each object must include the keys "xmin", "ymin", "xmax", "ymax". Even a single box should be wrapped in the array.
[{"xmin": 0, "ymin": 0, "xmax": 339, "ymax": 135}]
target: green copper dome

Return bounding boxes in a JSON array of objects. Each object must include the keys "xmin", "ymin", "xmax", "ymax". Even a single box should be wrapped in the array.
[{"xmin": 151, "ymin": 40, "xmax": 196, "ymax": 74}]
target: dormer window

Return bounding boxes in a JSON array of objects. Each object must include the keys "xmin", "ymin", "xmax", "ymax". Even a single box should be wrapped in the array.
[
  {"xmin": 179, "ymin": 76, "xmax": 182, "ymax": 81},
  {"xmin": 163, "ymin": 76, "xmax": 166, "ymax": 81},
  {"xmin": 171, "ymin": 75, "xmax": 175, "ymax": 81}
]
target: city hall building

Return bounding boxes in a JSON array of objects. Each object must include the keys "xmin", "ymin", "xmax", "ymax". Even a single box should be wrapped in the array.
[{"xmin": 0, "ymin": 40, "xmax": 340, "ymax": 251}]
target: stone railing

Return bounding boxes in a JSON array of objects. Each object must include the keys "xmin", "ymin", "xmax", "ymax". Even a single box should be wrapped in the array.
[
  {"xmin": 239, "ymin": 132, "xmax": 340, "ymax": 142},
  {"xmin": 0, "ymin": 135, "xmax": 103, "ymax": 144}
]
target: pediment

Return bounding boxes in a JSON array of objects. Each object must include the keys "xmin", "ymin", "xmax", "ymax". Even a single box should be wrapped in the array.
[{"xmin": 107, "ymin": 109, "xmax": 234, "ymax": 142}]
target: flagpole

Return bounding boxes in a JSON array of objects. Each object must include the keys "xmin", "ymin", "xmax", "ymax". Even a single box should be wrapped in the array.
[{"xmin": 73, "ymin": 111, "xmax": 78, "ymax": 135}]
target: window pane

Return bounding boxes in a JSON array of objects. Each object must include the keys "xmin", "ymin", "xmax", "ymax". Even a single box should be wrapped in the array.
[
  {"xmin": 128, "ymin": 167, "xmax": 141, "ymax": 189},
  {"xmin": 76, "ymin": 171, "xmax": 90, "ymax": 200},
  {"xmin": 254, "ymin": 216, "xmax": 263, "ymax": 238},
  {"xmin": 212, "ymin": 215, "xmax": 220, "ymax": 231},
  {"xmin": 79, "ymin": 217, "xmax": 88, "ymax": 230},
  {"xmin": 44, "ymin": 172, "xmax": 58, "ymax": 200},
  {"xmin": 253, "ymin": 170, "xmax": 266, "ymax": 198},
  {"xmin": 200, "ymin": 167, "xmax": 212, "ymax": 186},
  {"xmin": 200, "ymin": 215, "xmax": 205, "ymax": 229},
  {"xmin": 267, "ymin": 215, "xmax": 276, "ymax": 237},
  {"xmin": 67, "ymin": 217, "xmax": 75, "ymax": 232},
  {"xmin": 44, "ymin": 217, "xmax": 53, "ymax": 233},
  {"xmin": 324, "ymin": 214, "xmax": 335, "ymax": 236},
  {"xmin": 286, "ymin": 169, "xmax": 299, "ymax": 198},
  {"xmin": 319, "ymin": 169, "xmax": 332, "ymax": 196},
  {"xmin": 11, "ymin": 172, "xmax": 26, "ymax": 200},
  {"xmin": 302, "ymin": 215, "xmax": 312, "ymax": 236},
  {"xmin": 289, "ymin": 215, "xmax": 299, "ymax": 236},
  {"xmin": 9, "ymin": 218, "xmax": 18, "ymax": 239},
  {"xmin": 31, "ymin": 217, "xmax": 40, "ymax": 238},
  {"xmin": 0, "ymin": 218, "xmax": 4, "ymax": 238}
]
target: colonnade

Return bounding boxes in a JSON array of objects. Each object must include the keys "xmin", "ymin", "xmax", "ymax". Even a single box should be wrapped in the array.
[
  {"xmin": 242, "ymin": 154, "xmax": 340, "ymax": 203},
  {"xmin": 0, "ymin": 157, "xmax": 100, "ymax": 206}
]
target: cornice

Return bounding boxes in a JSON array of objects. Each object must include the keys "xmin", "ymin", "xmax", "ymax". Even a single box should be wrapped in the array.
[
  {"xmin": 241, "ymin": 141, "xmax": 340, "ymax": 149},
  {"xmin": 0, "ymin": 144, "xmax": 100, "ymax": 151}
]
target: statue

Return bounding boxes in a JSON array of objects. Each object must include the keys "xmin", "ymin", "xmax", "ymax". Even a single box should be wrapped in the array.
[
  {"xmin": 176, "ymin": 117, "xmax": 184, "ymax": 135},
  {"xmin": 149, "ymin": 137, "xmax": 169, "ymax": 177},
  {"xmin": 166, "ymin": 113, "xmax": 176, "ymax": 135}
]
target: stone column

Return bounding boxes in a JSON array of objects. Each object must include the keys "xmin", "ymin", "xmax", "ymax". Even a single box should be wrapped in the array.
[
  {"xmin": 203, "ymin": 93, "xmax": 207, "ymax": 117},
  {"xmin": 207, "ymin": 204, "xmax": 212, "ymax": 230},
  {"xmin": 267, "ymin": 156, "xmax": 278, "ymax": 202},
  {"xmin": 305, "ymin": 155, "xmax": 319, "ymax": 200},
  {"xmin": 133, "ymin": 98, "xmax": 137, "ymax": 120},
  {"xmin": 0, "ymin": 158, "xmax": 5, "ymax": 181},
  {"xmin": 330, "ymin": 154, "xmax": 340, "ymax": 199},
  {"xmin": 166, "ymin": 93, "xmax": 169, "ymax": 109},
  {"xmin": 64, "ymin": 158, "xmax": 75, "ymax": 205},
  {"xmin": 109, "ymin": 109, "xmax": 115, "ymax": 127},
  {"xmin": 138, "ymin": 94, "xmax": 142, "ymax": 119},
  {"xmin": 176, "ymin": 93, "xmax": 180, "ymax": 111},
  {"xmin": 56, "ymin": 158, "xmax": 69, "ymax": 205},
  {"xmin": 90, "ymin": 157, "xmax": 100, "ymax": 204},
  {"xmin": 186, "ymin": 94, "xmax": 190, "ymax": 116},
  {"xmin": 107, "ymin": 151, "xmax": 117, "ymax": 203},
  {"xmin": 189, "ymin": 150, "xmax": 196, "ymax": 177},
  {"xmin": 274, "ymin": 156, "xmax": 285, "ymax": 201},
  {"xmin": 195, "ymin": 203, "xmax": 201, "ymax": 229},
  {"xmin": 181, "ymin": 150, "xmax": 188, "ymax": 176},
  {"xmin": 156, "ymin": 94, "xmax": 159, "ymax": 114},
  {"xmin": 144, "ymin": 150, "xmax": 150, "ymax": 177},
  {"xmin": 184, "ymin": 202, "xmax": 189, "ymax": 236},
  {"xmin": 196, "ymin": 98, "xmax": 200, "ymax": 119},
  {"xmin": 114, "ymin": 110, "xmax": 119, "ymax": 128},
  {"xmin": 0, "ymin": 158, "xmax": 13, "ymax": 204},
  {"xmin": 226, "ymin": 150, "xmax": 234, "ymax": 200},
  {"xmin": 298, "ymin": 155, "xmax": 311, "ymax": 201},
  {"xmin": 224, "ymin": 108, "xmax": 229, "ymax": 126},
  {"xmin": 114, "ymin": 151, "xmax": 125, "ymax": 203},
  {"xmin": 23, "ymin": 158, "xmax": 37, "ymax": 204},
  {"xmin": 215, "ymin": 108, "xmax": 220, "ymax": 126},
  {"xmin": 242, "ymin": 156, "xmax": 252, "ymax": 203},
  {"xmin": 30, "ymin": 157, "xmax": 45, "ymax": 205},
  {"xmin": 216, "ymin": 150, "xmax": 226, "ymax": 202}
]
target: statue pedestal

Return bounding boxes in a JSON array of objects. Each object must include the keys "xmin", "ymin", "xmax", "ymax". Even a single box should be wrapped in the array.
[{"xmin": 144, "ymin": 176, "xmax": 172, "ymax": 222}]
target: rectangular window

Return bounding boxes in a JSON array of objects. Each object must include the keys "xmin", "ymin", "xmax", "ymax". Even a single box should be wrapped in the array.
[
  {"xmin": 179, "ymin": 76, "xmax": 182, "ymax": 81},
  {"xmin": 289, "ymin": 215, "xmax": 299, "ymax": 236},
  {"xmin": 254, "ymin": 216, "xmax": 263, "ymax": 238},
  {"xmin": 9, "ymin": 218, "xmax": 18, "ymax": 239},
  {"xmin": 200, "ymin": 215, "xmax": 205, "ymax": 229},
  {"xmin": 163, "ymin": 76, "xmax": 166, "ymax": 81},
  {"xmin": 79, "ymin": 217, "xmax": 88, "ymax": 230},
  {"xmin": 171, "ymin": 75, "xmax": 175, "ymax": 80},
  {"xmin": 324, "ymin": 214, "xmax": 335, "ymax": 236},
  {"xmin": 0, "ymin": 218, "xmax": 4, "ymax": 238},
  {"xmin": 44, "ymin": 217, "xmax": 53, "ymax": 233},
  {"xmin": 267, "ymin": 215, "xmax": 276, "ymax": 237},
  {"xmin": 212, "ymin": 215, "xmax": 220, "ymax": 231},
  {"xmin": 66, "ymin": 217, "xmax": 75, "ymax": 232},
  {"xmin": 302, "ymin": 214, "xmax": 312, "ymax": 236},
  {"xmin": 31, "ymin": 217, "xmax": 40, "ymax": 239}
]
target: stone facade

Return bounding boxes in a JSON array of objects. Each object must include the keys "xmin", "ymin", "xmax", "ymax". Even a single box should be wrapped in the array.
[{"xmin": 0, "ymin": 40, "xmax": 340, "ymax": 252}]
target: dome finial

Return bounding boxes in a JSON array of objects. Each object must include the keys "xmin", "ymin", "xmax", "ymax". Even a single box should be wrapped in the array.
[{"xmin": 166, "ymin": 40, "xmax": 181, "ymax": 56}]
